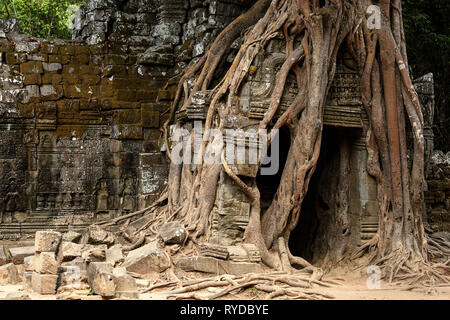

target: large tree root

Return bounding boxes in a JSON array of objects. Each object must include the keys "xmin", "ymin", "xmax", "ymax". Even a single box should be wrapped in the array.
[
  {"xmin": 142, "ymin": 271, "xmax": 337, "ymax": 300},
  {"xmin": 351, "ymin": 234, "xmax": 450, "ymax": 287},
  {"xmin": 84, "ymin": 0, "xmax": 447, "ymax": 297}
]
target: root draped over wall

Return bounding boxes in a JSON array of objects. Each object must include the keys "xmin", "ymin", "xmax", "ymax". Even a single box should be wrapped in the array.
[{"xmin": 147, "ymin": 0, "xmax": 449, "ymax": 284}]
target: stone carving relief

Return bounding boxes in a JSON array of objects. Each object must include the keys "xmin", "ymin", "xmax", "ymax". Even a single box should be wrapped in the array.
[{"xmin": 121, "ymin": 177, "xmax": 136, "ymax": 213}]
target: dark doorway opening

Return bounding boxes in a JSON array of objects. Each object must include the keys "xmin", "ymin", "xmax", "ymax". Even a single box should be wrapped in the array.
[
  {"xmin": 257, "ymin": 126, "xmax": 291, "ymax": 216},
  {"xmin": 288, "ymin": 126, "xmax": 342, "ymax": 263}
]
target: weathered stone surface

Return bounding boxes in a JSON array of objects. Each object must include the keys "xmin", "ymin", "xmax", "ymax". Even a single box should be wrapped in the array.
[
  {"xmin": 31, "ymin": 272, "xmax": 58, "ymax": 295},
  {"xmin": 87, "ymin": 261, "xmax": 113, "ymax": 284},
  {"xmin": 56, "ymin": 292, "xmax": 82, "ymax": 300},
  {"xmin": 34, "ymin": 252, "xmax": 58, "ymax": 274},
  {"xmin": 60, "ymin": 242, "xmax": 107, "ymax": 263},
  {"xmin": 9, "ymin": 246, "xmax": 35, "ymax": 265},
  {"xmin": 60, "ymin": 242, "xmax": 83, "ymax": 261},
  {"xmin": 106, "ymin": 244, "xmax": 123, "ymax": 266},
  {"xmin": 87, "ymin": 228, "xmax": 116, "ymax": 246},
  {"xmin": 35, "ymin": 230, "xmax": 62, "ymax": 253},
  {"xmin": 60, "ymin": 257, "xmax": 87, "ymax": 272},
  {"xmin": 113, "ymin": 273, "xmax": 139, "ymax": 299},
  {"xmin": 0, "ymin": 263, "xmax": 20, "ymax": 285},
  {"xmin": 59, "ymin": 267, "xmax": 89, "ymax": 290},
  {"xmin": 91, "ymin": 272, "xmax": 115, "ymax": 297},
  {"xmin": 0, "ymin": 245, "xmax": 10, "ymax": 266},
  {"xmin": 122, "ymin": 242, "xmax": 170, "ymax": 274},
  {"xmin": 23, "ymin": 271, "xmax": 32, "ymax": 289},
  {"xmin": 62, "ymin": 231, "xmax": 82, "ymax": 243},
  {"xmin": 0, "ymin": 21, "xmax": 169, "ymax": 240},
  {"xmin": 158, "ymin": 221, "xmax": 187, "ymax": 245},
  {"xmin": 4, "ymin": 292, "xmax": 31, "ymax": 300},
  {"xmin": 176, "ymin": 256, "xmax": 262, "ymax": 275},
  {"xmin": 24, "ymin": 255, "xmax": 35, "ymax": 271},
  {"xmin": 112, "ymin": 267, "xmax": 127, "ymax": 277},
  {"xmin": 59, "ymin": 256, "xmax": 89, "ymax": 290},
  {"xmin": 138, "ymin": 46, "xmax": 174, "ymax": 66},
  {"xmin": 81, "ymin": 245, "xmax": 107, "ymax": 262}
]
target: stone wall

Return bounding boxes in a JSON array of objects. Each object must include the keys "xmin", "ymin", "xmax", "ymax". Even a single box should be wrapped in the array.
[
  {"xmin": 0, "ymin": 0, "xmax": 447, "ymax": 243},
  {"xmin": 0, "ymin": 23, "xmax": 172, "ymax": 239},
  {"xmin": 0, "ymin": 0, "xmax": 254, "ymax": 240},
  {"xmin": 425, "ymin": 151, "xmax": 450, "ymax": 232},
  {"xmin": 72, "ymin": 0, "xmax": 254, "ymax": 70}
]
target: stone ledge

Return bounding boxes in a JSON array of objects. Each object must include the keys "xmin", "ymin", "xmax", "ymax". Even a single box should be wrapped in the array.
[{"xmin": 175, "ymin": 255, "xmax": 262, "ymax": 275}]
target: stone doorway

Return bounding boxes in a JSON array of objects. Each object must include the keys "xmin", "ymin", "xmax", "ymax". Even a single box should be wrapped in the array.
[
  {"xmin": 257, "ymin": 125, "xmax": 291, "ymax": 216},
  {"xmin": 288, "ymin": 125, "xmax": 378, "ymax": 265}
]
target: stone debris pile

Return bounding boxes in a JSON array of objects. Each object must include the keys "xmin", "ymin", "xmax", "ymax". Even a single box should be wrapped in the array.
[{"xmin": 0, "ymin": 222, "xmax": 267, "ymax": 299}]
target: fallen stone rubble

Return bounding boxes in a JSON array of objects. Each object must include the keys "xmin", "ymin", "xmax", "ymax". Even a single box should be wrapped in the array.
[{"xmin": 0, "ymin": 223, "xmax": 266, "ymax": 300}]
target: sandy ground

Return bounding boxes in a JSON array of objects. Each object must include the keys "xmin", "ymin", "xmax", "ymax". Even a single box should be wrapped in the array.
[{"xmin": 1, "ymin": 275, "xmax": 449, "ymax": 300}]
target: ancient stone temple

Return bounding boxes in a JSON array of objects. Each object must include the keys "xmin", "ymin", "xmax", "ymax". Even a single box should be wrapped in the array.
[
  {"xmin": 171, "ymin": 35, "xmax": 437, "ymax": 263},
  {"xmin": 0, "ymin": 0, "xmax": 441, "ymax": 249},
  {"xmin": 0, "ymin": 0, "xmax": 256, "ymax": 239}
]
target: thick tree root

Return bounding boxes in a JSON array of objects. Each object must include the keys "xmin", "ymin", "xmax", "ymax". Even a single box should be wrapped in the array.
[
  {"xmin": 143, "ymin": 271, "xmax": 337, "ymax": 300},
  {"xmin": 352, "ymin": 234, "xmax": 450, "ymax": 288}
]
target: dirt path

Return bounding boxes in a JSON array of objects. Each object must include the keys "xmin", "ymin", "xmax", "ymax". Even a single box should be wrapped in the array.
[{"xmin": 2, "ymin": 277, "xmax": 449, "ymax": 300}]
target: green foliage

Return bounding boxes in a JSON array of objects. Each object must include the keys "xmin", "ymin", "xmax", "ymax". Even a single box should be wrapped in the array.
[
  {"xmin": 249, "ymin": 287, "xmax": 259, "ymax": 297},
  {"xmin": 402, "ymin": 0, "xmax": 450, "ymax": 151},
  {"xmin": 0, "ymin": 0, "xmax": 85, "ymax": 39}
]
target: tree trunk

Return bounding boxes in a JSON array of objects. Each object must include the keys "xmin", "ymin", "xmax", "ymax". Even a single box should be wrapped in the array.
[{"xmin": 150, "ymin": 0, "xmax": 448, "ymax": 284}]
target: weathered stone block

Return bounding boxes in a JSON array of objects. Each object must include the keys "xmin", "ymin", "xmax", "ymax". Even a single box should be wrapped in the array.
[
  {"xmin": 112, "ymin": 124, "xmax": 142, "ymax": 140},
  {"xmin": 6, "ymin": 52, "xmax": 26, "ymax": 64},
  {"xmin": 24, "ymin": 73, "xmax": 42, "ymax": 85},
  {"xmin": 23, "ymin": 271, "xmax": 33, "ymax": 290},
  {"xmin": 34, "ymin": 252, "xmax": 58, "ymax": 275},
  {"xmin": 113, "ymin": 273, "xmax": 139, "ymax": 299},
  {"xmin": 87, "ymin": 228, "xmax": 115, "ymax": 246},
  {"xmin": 40, "ymin": 84, "xmax": 63, "ymax": 100},
  {"xmin": 5, "ymin": 292, "xmax": 31, "ymax": 300},
  {"xmin": 158, "ymin": 221, "xmax": 187, "ymax": 245},
  {"xmin": 106, "ymin": 245, "xmax": 123, "ymax": 266},
  {"xmin": 31, "ymin": 272, "xmax": 58, "ymax": 295},
  {"xmin": 61, "ymin": 257, "xmax": 87, "ymax": 272},
  {"xmin": 122, "ymin": 242, "xmax": 170, "ymax": 274},
  {"xmin": 0, "ymin": 245, "xmax": 10, "ymax": 266},
  {"xmin": 87, "ymin": 261, "xmax": 113, "ymax": 285},
  {"xmin": 113, "ymin": 109, "xmax": 142, "ymax": 124},
  {"xmin": 92, "ymin": 272, "xmax": 116, "ymax": 297},
  {"xmin": 142, "ymin": 110, "xmax": 160, "ymax": 128},
  {"xmin": 59, "ymin": 259, "xmax": 89, "ymax": 290},
  {"xmin": 62, "ymin": 231, "xmax": 82, "ymax": 243},
  {"xmin": 59, "ymin": 270, "xmax": 89, "ymax": 290},
  {"xmin": 41, "ymin": 42, "xmax": 59, "ymax": 54},
  {"xmin": 9, "ymin": 246, "xmax": 35, "ymax": 264},
  {"xmin": 60, "ymin": 242, "xmax": 83, "ymax": 261},
  {"xmin": 36, "ymin": 101, "xmax": 57, "ymax": 119},
  {"xmin": 60, "ymin": 45, "xmax": 75, "ymax": 55},
  {"xmin": 42, "ymin": 62, "xmax": 62, "ymax": 72},
  {"xmin": 20, "ymin": 61, "xmax": 43, "ymax": 74},
  {"xmin": 24, "ymin": 255, "xmax": 35, "ymax": 271},
  {"xmin": 41, "ymin": 73, "xmax": 62, "ymax": 85},
  {"xmin": 48, "ymin": 54, "xmax": 62, "ymax": 63},
  {"xmin": 176, "ymin": 256, "xmax": 262, "ymax": 275},
  {"xmin": 35, "ymin": 230, "xmax": 62, "ymax": 253},
  {"xmin": 0, "ymin": 263, "xmax": 20, "ymax": 285},
  {"xmin": 72, "ymin": 54, "xmax": 90, "ymax": 65},
  {"xmin": 81, "ymin": 245, "xmax": 107, "ymax": 262}
]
